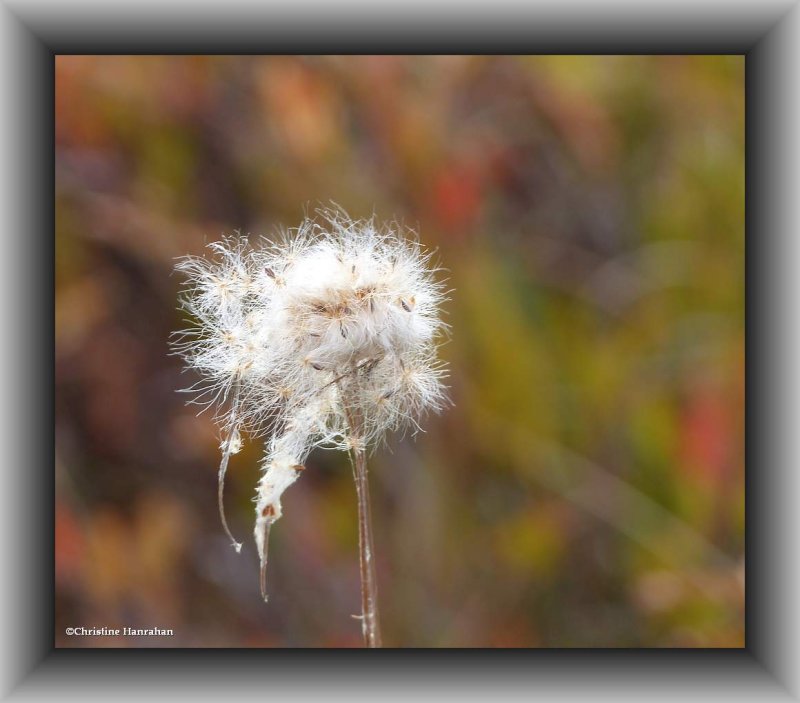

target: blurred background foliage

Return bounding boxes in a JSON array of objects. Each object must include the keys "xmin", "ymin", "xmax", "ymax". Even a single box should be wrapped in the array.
[{"xmin": 55, "ymin": 55, "xmax": 744, "ymax": 648}]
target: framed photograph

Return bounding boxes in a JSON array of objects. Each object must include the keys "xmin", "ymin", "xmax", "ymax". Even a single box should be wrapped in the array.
[{"xmin": 3, "ymin": 0, "xmax": 798, "ymax": 699}]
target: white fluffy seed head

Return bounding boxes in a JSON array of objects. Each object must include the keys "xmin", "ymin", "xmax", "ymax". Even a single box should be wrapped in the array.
[{"xmin": 172, "ymin": 208, "xmax": 449, "ymax": 592}]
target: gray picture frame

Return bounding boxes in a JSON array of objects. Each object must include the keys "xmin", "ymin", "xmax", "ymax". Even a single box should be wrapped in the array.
[{"xmin": 3, "ymin": 0, "xmax": 797, "ymax": 698}]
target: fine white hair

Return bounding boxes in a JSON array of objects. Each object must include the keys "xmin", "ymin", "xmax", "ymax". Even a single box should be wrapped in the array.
[{"xmin": 172, "ymin": 207, "xmax": 449, "ymax": 589}]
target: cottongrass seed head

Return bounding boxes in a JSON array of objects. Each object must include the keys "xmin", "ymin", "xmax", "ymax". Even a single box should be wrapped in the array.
[{"xmin": 172, "ymin": 207, "xmax": 449, "ymax": 599}]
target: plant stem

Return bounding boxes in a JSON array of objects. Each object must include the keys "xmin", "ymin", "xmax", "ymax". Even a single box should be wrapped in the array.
[
  {"xmin": 338, "ymin": 379, "xmax": 383, "ymax": 648},
  {"xmin": 351, "ymin": 444, "xmax": 382, "ymax": 648}
]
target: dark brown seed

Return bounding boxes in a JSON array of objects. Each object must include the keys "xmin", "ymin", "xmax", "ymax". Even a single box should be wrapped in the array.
[
  {"xmin": 265, "ymin": 267, "xmax": 275, "ymax": 279},
  {"xmin": 292, "ymin": 464, "xmax": 305, "ymax": 472},
  {"xmin": 340, "ymin": 323, "xmax": 347, "ymax": 338},
  {"xmin": 311, "ymin": 362, "xmax": 324, "ymax": 371},
  {"xmin": 262, "ymin": 504, "xmax": 275, "ymax": 518},
  {"xmin": 400, "ymin": 299, "xmax": 412, "ymax": 312}
]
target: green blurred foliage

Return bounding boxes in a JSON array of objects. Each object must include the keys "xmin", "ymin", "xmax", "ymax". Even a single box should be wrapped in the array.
[{"xmin": 55, "ymin": 55, "xmax": 744, "ymax": 648}]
